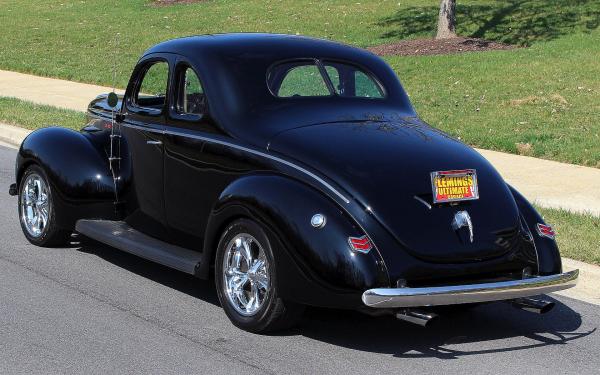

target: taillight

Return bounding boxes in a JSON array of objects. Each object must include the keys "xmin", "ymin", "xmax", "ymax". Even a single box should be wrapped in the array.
[
  {"xmin": 536, "ymin": 223, "xmax": 556, "ymax": 239},
  {"xmin": 348, "ymin": 235, "xmax": 372, "ymax": 253}
]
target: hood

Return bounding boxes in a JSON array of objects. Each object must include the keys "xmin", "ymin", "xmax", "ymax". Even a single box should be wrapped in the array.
[{"xmin": 268, "ymin": 120, "xmax": 522, "ymax": 263}]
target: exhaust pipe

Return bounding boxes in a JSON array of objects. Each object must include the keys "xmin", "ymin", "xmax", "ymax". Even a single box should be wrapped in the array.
[
  {"xmin": 396, "ymin": 309, "xmax": 439, "ymax": 327},
  {"xmin": 511, "ymin": 297, "xmax": 555, "ymax": 314}
]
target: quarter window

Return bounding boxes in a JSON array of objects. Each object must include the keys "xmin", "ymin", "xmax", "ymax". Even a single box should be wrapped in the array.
[
  {"xmin": 175, "ymin": 67, "xmax": 206, "ymax": 115},
  {"xmin": 134, "ymin": 61, "xmax": 169, "ymax": 110}
]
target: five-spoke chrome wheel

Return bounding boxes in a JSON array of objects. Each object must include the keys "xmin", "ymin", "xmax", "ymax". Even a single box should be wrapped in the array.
[
  {"xmin": 222, "ymin": 233, "xmax": 270, "ymax": 316},
  {"xmin": 20, "ymin": 172, "xmax": 50, "ymax": 238}
]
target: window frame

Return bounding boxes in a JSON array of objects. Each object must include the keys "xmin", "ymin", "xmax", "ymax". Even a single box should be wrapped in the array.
[
  {"xmin": 266, "ymin": 58, "xmax": 336, "ymax": 99},
  {"xmin": 321, "ymin": 59, "xmax": 387, "ymax": 99},
  {"xmin": 127, "ymin": 58, "xmax": 171, "ymax": 116},
  {"xmin": 266, "ymin": 58, "xmax": 387, "ymax": 100},
  {"xmin": 169, "ymin": 61, "xmax": 208, "ymax": 123}
]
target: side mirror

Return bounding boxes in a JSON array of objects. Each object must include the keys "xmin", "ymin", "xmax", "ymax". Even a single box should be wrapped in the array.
[{"xmin": 107, "ymin": 92, "xmax": 119, "ymax": 108}]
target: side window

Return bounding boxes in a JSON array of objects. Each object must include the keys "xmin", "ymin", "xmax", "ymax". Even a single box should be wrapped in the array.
[
  {"xmin": 175, "ymin": 66, "xmax": 206, "ymax": 115},
  {"xmin": 355, "ymin": 70, "xmax": 383, "ymax": 98},
  {"xmin": 270, "ymin": 62, "xmax": 331, "ymax": 97},
  {"xmin": 134, "ymin": 61, "xmax": 169, "ymax": 110}
]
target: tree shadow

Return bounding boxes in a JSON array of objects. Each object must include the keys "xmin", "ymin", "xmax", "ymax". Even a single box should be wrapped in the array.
[{"xmin": 377, "ymin": 0, "xmax": 600, "ymax": 45}]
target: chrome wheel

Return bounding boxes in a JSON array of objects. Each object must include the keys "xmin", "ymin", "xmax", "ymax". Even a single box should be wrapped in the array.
[
  {"xmin": 20, "ymin": 173, "xmax": 50, "ymax": 238},
  {"xmin": 222, "ymin": 233, "xmax": 270, "ymax": 316}
]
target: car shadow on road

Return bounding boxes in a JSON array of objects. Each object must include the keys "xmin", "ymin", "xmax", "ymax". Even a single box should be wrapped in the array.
[
  {"xmin": 75, "ymin": 238, "xmax": 594, "ymax": 359},
  {"xmin": 295, "ymin": 300, "xmax": 595, "ymax": 359},
  {"xmin": 75, "ymin": 238, "xmax": 221, "ymax": 307}
]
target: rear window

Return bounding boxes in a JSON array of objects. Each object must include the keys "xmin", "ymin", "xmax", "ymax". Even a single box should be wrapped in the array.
[
  {"xmin": 267, "ymin": 60, "xmax": 384, "ymax": 99},
  {"xmin": 275, "ymin": 62, "xmax": 331, "ymax": 97}
]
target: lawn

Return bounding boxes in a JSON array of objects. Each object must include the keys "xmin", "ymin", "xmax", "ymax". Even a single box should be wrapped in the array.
[
  {"xmin": 538, "ymin": 206, "xmax": 600, "ymax": 266},
  {"xmin": 0, "ymin": 0, "xmax": 598, "ymax": 166},
  {"xmin": 389, "ymin": 31, "xmax": 600, "ymax": 167},
  {"xmin": 0, "ymin": 97, "xmax": 84, "ymax": 131}
]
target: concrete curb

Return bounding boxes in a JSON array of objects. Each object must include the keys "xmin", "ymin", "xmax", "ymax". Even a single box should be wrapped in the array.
[
  {"xmin": 556, "ymin": 257, "xmax": 600, "ymax": 306},
  {"xmin": 0, "ymin": 122, "xmax": 31, "ymax": 148}
]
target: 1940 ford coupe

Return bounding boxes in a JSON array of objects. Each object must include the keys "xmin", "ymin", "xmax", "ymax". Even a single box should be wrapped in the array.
[{"xmin": 9, "ymin": 34, "xmax": 578, "ymax": 332}]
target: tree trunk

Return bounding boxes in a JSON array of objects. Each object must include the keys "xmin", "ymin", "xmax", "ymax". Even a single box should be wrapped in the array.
[{"xmin": 436, "ymin": 0, "xmax": 457, "ymax": 39}]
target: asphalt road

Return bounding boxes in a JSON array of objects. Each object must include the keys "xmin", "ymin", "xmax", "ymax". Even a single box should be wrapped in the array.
[{"xmin": 0, "ymin": 144, "xmax": 598, "ymax": 375}]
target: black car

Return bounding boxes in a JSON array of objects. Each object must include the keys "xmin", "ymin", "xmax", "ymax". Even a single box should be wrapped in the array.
[{"xmin": 9, "ymin": 33, "xmax": 578, "ymax": 333}]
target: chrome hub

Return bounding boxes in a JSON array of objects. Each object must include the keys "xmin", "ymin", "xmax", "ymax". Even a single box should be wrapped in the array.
[
  {"xmin": 223, "ymin": 234, "xmax": 270, "ymax": 316},
  {"xmin": 20, "ymin": 173, "xmax": 50, "ymax": 238}
]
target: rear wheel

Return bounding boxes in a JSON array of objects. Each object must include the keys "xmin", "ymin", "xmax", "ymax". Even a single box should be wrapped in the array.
[
  {"xmin": 215, "ymin": 218, "xmax": 304, "ymax": 333},
  {"xmin": 18, "ymin": 165, "xmax": 70, "ymax": 247}
]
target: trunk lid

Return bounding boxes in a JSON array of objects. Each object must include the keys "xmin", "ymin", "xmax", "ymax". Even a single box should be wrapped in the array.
[{"xmin": 268, "ymin": 120, "xmax": 520, "ymax": 263}]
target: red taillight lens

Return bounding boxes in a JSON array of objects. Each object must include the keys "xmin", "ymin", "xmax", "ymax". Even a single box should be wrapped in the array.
[
  {"xmin": 348, "ymin": 235, "xmax": 372, "ymax": 253},
  {"xmin": 536, "ymin": 223, "xmax": 556, "ymax": 239}
]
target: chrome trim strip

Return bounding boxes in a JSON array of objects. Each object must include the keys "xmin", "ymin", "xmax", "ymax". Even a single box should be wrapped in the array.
[
  {"xmin": 118, "ymin": 121, "xmax": 351, "ymax": 204},
  {"xmin": 362, "ymin": 269, "xmax": 579, "ymax": 308},
  {"xmin": 413, "ymin": 195, "xmax": 431, "ymax": 210}
]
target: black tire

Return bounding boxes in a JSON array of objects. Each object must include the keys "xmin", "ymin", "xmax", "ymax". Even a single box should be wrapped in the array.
[
  {"xmin": 18, "ymin": 165, "xmax": 70, "ymax": 247},
  {"xmin": 215, "ymin": 218, "xmax": 304, "ymax": 333}
]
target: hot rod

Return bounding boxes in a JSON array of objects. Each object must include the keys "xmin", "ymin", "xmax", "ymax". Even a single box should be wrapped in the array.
[{"xmin": 9, "ymin": 34, "xmax": 578, "ymax": 332}]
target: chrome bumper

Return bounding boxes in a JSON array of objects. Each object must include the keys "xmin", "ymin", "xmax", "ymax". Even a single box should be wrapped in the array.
[{"xmin": 362, "ymin": 270, "xmax": 579, "ymax": 308}]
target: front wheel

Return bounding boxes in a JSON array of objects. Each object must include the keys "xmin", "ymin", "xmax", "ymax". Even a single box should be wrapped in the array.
[
  {"xmin": 215, "ymin": 218, "xmax": 304, "ymax": 333},
  {"xmin": 18, "ymin": 165, "xmax": 70, "ymax": 247}
]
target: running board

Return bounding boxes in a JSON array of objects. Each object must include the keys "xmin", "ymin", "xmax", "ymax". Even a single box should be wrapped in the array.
[{"xmin": 75, "ymin": 219, "xmax": 202, "ymax": 275}]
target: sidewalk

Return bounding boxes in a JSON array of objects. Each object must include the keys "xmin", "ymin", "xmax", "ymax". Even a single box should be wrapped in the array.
[
  {"xmin": 1, "ymin": 69, "xmax": 600, "ymax": 216},
  {"xmin": 476, "ymin": 149, "xmax": 600, "ymax": 217},
  {"xmin": 0, "ymin": 70, "xmax": 123, "ymax": 112}
]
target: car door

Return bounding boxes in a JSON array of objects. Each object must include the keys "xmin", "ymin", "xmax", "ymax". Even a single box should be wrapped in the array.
[
  {"xmin": 163, "ymin": 60, "xmax": 235, "ymax": 250},
  {"xmin": 121, "ymin": 56, "xmax": 170, "ymax": 239}
]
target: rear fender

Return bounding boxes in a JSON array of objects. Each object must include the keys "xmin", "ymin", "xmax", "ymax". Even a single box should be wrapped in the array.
[
  {"xmin": 201, "ymin": 174, "xmax": 389, "ymax": 308},
  {"xmin": 16, "ymin": 127, "xmax": 117, "ymax": 229},
  {"xmin": 508, "ymin": 185, "xmax": 562, "ymax": 275}
]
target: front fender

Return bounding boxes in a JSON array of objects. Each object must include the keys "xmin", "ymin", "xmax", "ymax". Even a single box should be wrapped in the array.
[
  {"xmin": 201, "ymin": 174, "xmax": 389, "ymax": 308},
  {"xmin": 16, "ymin": 127, "xmax": 117, "ymax": 229},
  {"xmin": 508, "ymin": 185, "xmax": 562, "ymax": 275}
]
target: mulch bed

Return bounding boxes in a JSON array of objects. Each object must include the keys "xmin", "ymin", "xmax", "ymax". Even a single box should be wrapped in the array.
[{"xmin": 368, "ymin": 37, "xmax": 516, "ymax": 57}]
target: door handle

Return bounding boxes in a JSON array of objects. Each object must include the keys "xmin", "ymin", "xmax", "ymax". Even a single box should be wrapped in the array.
[{"xmin": 146, "ymin": 140, "xmax": 162, "ymax": 145}]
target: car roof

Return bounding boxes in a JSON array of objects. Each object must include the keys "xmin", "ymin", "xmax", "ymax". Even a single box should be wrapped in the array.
[
  {"xmin": 143, "ymin": 33, "xmax": 373, "ymax": 60},
  {"xmin": 140, "ymin": 33, "xmax": 416, "ymax": 147}
]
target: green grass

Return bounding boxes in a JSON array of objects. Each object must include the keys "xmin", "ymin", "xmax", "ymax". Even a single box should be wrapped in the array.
[
  {"xmin": 389, "ymin": 30, "xmax": 600, "ymax": 167},
  {"xmin": 0, "ymin": 0, "xmax": 599, "ymax": 166},
  {"xmin": 0, "ymin": 0, "xmax": 413, "ymax": 87},
  {"xmin": 0, "ymin": 97, "xmax": 85, "ymax": 131},
  {"xmin": 538, "ymin": 206, "xmax": 600, "ymax": 265},
  {"xmin": 1, "ymin": 0, "xmax": 597, "ymax": 86}
]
